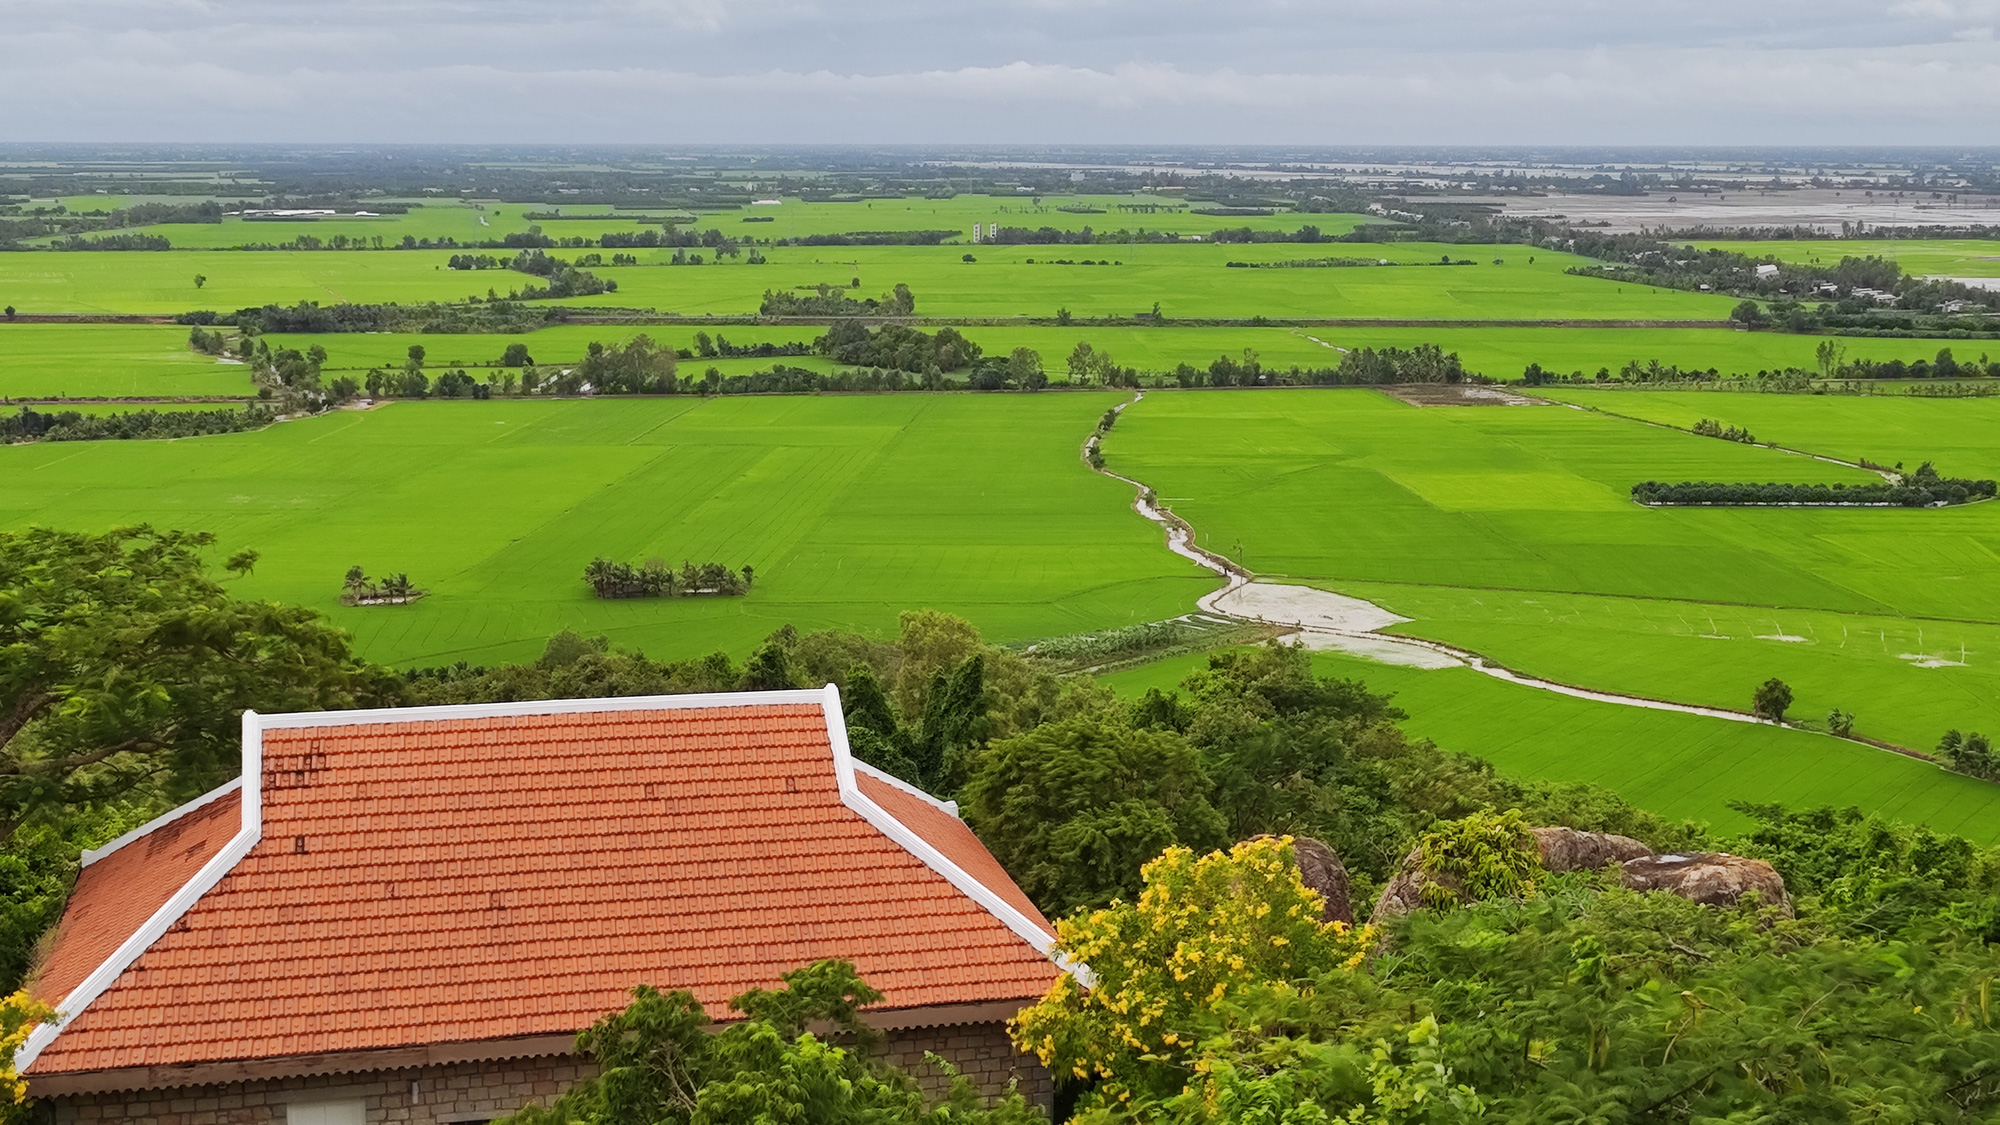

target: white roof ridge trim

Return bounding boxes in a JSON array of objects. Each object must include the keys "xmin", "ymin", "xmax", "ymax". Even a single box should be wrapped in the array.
[
  {"xmin": 82, "ymin": 779, "xmax": 243, "ymax": 869},
  {"xmin": 255, "ymin": 688, "xmax": 831, "ymax": 729},
  {"xmin": 19, "ymin": 712, "xmax": 267, "ymax": 1072},
  {"xmin": 821, "ymin": 685, "xmax": 1069, "ymax": 969},
  {"xmin": 851, "ymin": 760, "xmax": 959, "ymax": 817}
]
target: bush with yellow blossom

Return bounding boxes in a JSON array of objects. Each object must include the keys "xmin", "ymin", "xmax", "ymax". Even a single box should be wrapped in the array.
[
  {"xmin": 0, "ymin": 989, "xmax": 54, "ymax": 1107},
  {"xmin": 1011, "ymin": 837, "xmax": 1371, "ymax": 1108}
]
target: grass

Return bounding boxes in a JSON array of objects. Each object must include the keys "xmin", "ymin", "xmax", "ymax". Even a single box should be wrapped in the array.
[
  {"xmin": 1099, "ymin": 649, "xmax": 2000, "ymax": 842},
  {"xmin": 1535, "ymin": 387, "xmax": 2000, "ymax": 476},
  {"xmin": 0, "ymin": 324, "xmax": 251, "ymax": 398},
  {"xmin": 1684, "ymin": 238, "xmax": 2000, "ymax": 278},
  {"xmin": 0, "ymin": 241, "xmax": 1745, "ymax": 320},
  {"xmin": 0, "ymin": 393, "xmax": 1206, "ymax": 668}
]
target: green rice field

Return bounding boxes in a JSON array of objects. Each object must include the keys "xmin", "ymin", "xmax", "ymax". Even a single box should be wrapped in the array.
[
  {"xmin": 0, "ymin": 324, "xmax": 251, "ymax": 398},
  {"xmin": 0, "ymin": 241, "xmax": 1742, "ymax": 319},
  {"xmin": 0, "ymin": 393, "xmax": 1204, "ymax": 667},
  {"xmin": 1105, "ymin": 387, "xmax": 2000, "ymax": 762},
  {"xmin": 9, "ymin": 193, "xmax": 2000, "ymax": 842}
]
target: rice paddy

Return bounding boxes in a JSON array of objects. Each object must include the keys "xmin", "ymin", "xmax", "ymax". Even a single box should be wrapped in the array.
[{"xmin": 8, "ymin": 195, "xmax": 2000, "ymax": 840}]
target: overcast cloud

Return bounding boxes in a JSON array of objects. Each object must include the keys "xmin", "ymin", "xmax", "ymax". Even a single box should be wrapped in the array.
[{"xmin": 2, "ymin": 0, "xmax": 1997, "ymax": 144}]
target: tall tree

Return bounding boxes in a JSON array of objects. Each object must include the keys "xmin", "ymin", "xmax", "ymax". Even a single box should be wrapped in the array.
[{"xmin": 0, "ymin": 526, "xmax": 399, "ymax": 837}]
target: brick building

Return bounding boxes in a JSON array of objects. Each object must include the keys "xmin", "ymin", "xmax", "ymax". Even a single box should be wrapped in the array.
[{"xmin": 21, "ymin": 687, "xmax": 1064, "ymax": 1124}]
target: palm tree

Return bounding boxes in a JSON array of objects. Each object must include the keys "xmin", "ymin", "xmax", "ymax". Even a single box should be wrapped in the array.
[
  {"xmin": 583, "ymin": 557, "xmax": 616, "ymax": 598},
  {"xmin": 343, "ymin": 566, "xmax": 371, "ymax": 604}
]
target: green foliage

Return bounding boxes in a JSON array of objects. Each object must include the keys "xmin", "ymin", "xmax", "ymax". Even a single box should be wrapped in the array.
[
  {"xmin": 0, "ymin": 525, "xmax": 400, "ymax": 835},
  {"xmin": 1730, "ymin": 802, "xmax": 2000, "ymax": 940},
  {"xmin": 499, "ymin": 960, "xmax": 1039, "ymax": 1125},
  {"xmin": 961, "ymin": 714, "xmax": 1227, "ymax": 916},
  {"xmin": 737, "ymin": 642, "xmax": 798, "ymax": 692},
  {"xmin": 1753, "ymin": 676, "xmax": 1794, "ymax": 721},
  {"xmin": 1414, "ymin": 809, "xmax": 1539, "ymax": 910},
  {"xmin": 404, "ymin": 633, "xmax": 740, "ymax": 705},
  {"xmin": 0, "ymin": 804, "xmax": 154, "ymax": 993}
]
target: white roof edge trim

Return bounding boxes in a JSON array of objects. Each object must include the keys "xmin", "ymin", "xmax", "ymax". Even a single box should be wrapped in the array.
[
  {"xmin": 81, "ymin": 779, "xmax": 243, "ymax": 868},
  {"xmin": 254, "ymin": 688, "xmax": 831, "ymax": 730},
  {"xmin": 850, "ymin": 760, "xmax": 959, "ymax": 817},
  {"xmin": 821, "ymin": 684, "xmax": 1074, "ymax": 974},
  {"xmin": 19, "ymin": 711, "xmax": 268, "ymax": 1072}
]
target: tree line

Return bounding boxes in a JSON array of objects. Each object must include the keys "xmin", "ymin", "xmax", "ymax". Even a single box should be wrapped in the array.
[
  {"xmin": 583, "ymin": 558, "xmax": 752, "ymax": 599},
  {"xmin": 1, "ymin": 405, "xmax": 273, "ymax": 445},
  {"xmin": 1632, "ymin": 467, "xmax": 1997, "ymax": 507},
  {"xmin": 760, "ymin": 283, "xmax": 916, "ymax": 317}
]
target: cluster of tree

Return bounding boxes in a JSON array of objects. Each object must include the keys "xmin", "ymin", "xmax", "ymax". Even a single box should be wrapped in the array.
[
  {"xmin": 598, "ymin": 227, "xmax": 732, "ymax": 249},
  {"xmin": 962, "ymin": 347, "xmax": 1048, "ymax": 392},
  {"xmin": 760, "ymin": 283, "xmax": 916, "ymax": 317},
  {"xmin": 339, "ymin": 567, "xmax": 424, "ymax": 606},
  {"xmin": 777, "ymin": 230, "xmax": 960, "ymax": 246},
  {"xmin": 49, "ymin": 233, "xmax": 173, "ymax": 251},
  {"xmin": 200, "ymin": 300, "xmax": 564, "ymax": 335},
  {"xmin": 1519, "ymin": 346, "xmax": 2000, "ymax": 387},
  {"xmin": 1633, "ymin": 468, "xmax": 1998, "ymax": 508},
  {"xmin": 186, "ymin": 325, "xmax": 229, "ymax": 355},
  {"xmin": 503, "ymin": 250, "xmax": 614, "ymax": 298},
  {"xmin": 687, "ymin": 331, "xmax": 812, "ymax": 359},
  {"xmin": 565, "ymin": 334, "xmax": 679, "ymax": 394},
  {"xmin": 232, "ymin": 233, "xmax": 394, "ymax": 252},
  {"xmin": 1938, "ymin": 729, "xmax": 1999, "ymax": 782},
  {"xmin": 0, "ymin": 405, "xmax": 273, "ymax": 445},
  {"xmin": 1205, "ymin": 224, "xmax": 1339, "ymax": 243},
  {"xmin": 445, "ymin": 254, "xmax": 506, "ymax": 270},
  {"xmin": 816, "ymin": 321, "xmax": 979, "ymax": 372},
  {"xmin": 0, "ymin": 200, "xmax": 222, "ymax": 248},
  {"xmin": 1691, "ymin": 417, "xmax": 1757, "ymax": 442},
  {"xmin": 1224, "ymin": 255, "xmax": 1390, "ymax": 268},
  {"xmin": 1561, "ymin": 234, "xmax": 2000, "ymax": 320},
  {"xmin": 582, "ymin": 557, "xmax": 751, "ymax": 599}
]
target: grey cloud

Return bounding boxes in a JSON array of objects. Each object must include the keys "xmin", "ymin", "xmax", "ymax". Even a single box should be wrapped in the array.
[{"xmin": 1, "ymin": 0, "xmax": 1995, "ymax": 142}]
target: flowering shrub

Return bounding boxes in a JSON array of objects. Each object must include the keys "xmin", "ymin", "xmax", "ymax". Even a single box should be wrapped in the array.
[
  {"xmin": 0, "ymin": 990, "xmax": 54, "ymax": 1104},
  {"xmin": 1011, "ymin": 837, "xmax": 1371, "ymax": 1105}
]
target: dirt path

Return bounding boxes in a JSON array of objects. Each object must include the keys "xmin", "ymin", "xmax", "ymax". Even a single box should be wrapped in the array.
[{"xmin": 1086, "ymin": 392, "xmax": 1917, "ymax": 741}]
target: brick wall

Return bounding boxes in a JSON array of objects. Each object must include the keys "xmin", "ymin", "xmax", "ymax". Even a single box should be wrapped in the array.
[
  {"xmin": 47, "ymin": 1022, "xmax": 1051, "ymax": 1125},
  {"xmin": 885, "ymin": 1020, "xmax": 1053, "ymax": 1111},
  {"xmin": 49, "ymin": 1056, "xmax": 587, "ymax": 1125}
]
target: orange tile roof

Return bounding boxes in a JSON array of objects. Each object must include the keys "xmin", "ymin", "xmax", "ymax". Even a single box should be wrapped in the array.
[
  {"xmin": 28, "ymin": 787, "xmax": 243, "ymax": 1011},
  {"xmin": 25, "ymin": 690, "xmax": 1060, "ymax": 1081}
]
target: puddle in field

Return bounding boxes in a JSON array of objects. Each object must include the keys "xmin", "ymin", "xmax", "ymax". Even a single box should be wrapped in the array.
[
  {"xmin": 1755, "ymin": 633, "xmax": 1811, "ymax": 643},
  {"xmin": 1899, "ymin": 653, "xmax": 1969, "ymax": 668}
]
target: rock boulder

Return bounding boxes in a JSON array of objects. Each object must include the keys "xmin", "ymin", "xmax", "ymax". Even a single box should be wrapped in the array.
[
  {"xmin": 1619, "ymin": 852, "xmax": 1793, "ymax": 917},
  {"xmin": 1532, "ymin": 827, "xmax": 1654, "ymax": 872},
  {"xmin": 1291, "ymin": 836, "xmax": 1353, "ymax": 925}
]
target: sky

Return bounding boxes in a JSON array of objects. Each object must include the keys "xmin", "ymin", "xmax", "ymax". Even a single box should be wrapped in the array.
[{"xmin": 4, "ymin": 0, "xmax": 1999, "ymax": 145}]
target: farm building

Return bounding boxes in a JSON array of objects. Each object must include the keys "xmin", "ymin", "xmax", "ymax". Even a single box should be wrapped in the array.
[{"xmin": 19, "ymin": 688, "xmax": 1061, "ymax": 1124}]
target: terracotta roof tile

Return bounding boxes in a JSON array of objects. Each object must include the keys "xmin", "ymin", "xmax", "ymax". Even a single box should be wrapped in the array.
[
  {"xmin": 29, "ymin": 699, "xmax": 1059, "ymax": 1078},
  {"xmin": 28, "ymin": 789, "xmax": 242, "ymax": 1011}
]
